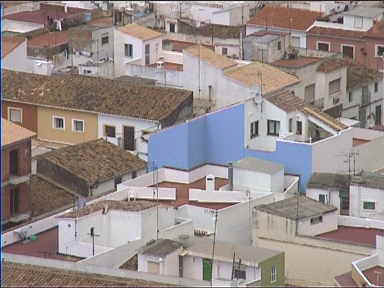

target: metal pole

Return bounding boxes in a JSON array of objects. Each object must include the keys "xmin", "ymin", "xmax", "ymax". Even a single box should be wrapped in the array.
[
  {"xmin": 156, "ymin": 165, "xmax": 159, "ymax": 240},
  {"xmin": 92, "ymin": 233, "xmax": 95, "ymax": 256},
  {"xmin": 210, "ymin": 210, "xmax": 218, "ymax": 288}
]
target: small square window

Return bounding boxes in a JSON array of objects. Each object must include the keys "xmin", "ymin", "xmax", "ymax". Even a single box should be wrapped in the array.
[
  {"xmin": 250, "ymin": 121, "xmax": 259, "ymax": 139},
  {"xmin": 170, "ymin": 23, "xmax": 176, "ymax": 33},
  {"xmin": 277, "ymin": 41, "xmax": 281, "ymax": 50},
  {"xmin": 222, "ymin": 47, "xmax": 228, "ymax": 56},
  {"xmin": 124, "ymin": 44, "xmax": 133, "ymax": 57},
  {"xmin": 8, "ymin": 107, "xmax": 22, "ymax": 123},
  {"xmin": 101, "ymin": 35, "xmax": 109, "ymax": 45},
  {"xmin": 363, "ymin": 201, "xmax": 375, "ymax": 210},
  {"xmin": 310, "ymin": 215, "xmax": 323, "ymax": 225},
  {"xmin": 375, "ymin": 82, "xmax": 378, "ymax": 93},
  {"xmin": 348, "ymin": 91, "xmax": 353, "ymax": 103},
  {"xmin": 271, "ymin": 265, "xmax": 277, "ymax": 283},
  {"xmin": 289, "ymin": 118, "xmax": 293, "ymax": 133},
  {"xmin": 104, "ymin": 125, "xmax": 116, "ymax": 138},
  {"xmin": 377, "ymin": 45, "xmax": 384, "ymax": 57},
  {"xmin": 73, "ymin": 119, "xmax": 84, "ymax": 132},
  {"xmin": 296, "ymin": 121, "xmax": 302, "ymax": 135},
  {"xmin": 267, "ymin": 120, "xmax": 280, "ymax": 136},
  {"xmin": 234, "ymin": 269, "xmax": 246, "ymax": 280},
  {"xmin": 318, "ymin": 42, "xmax": 329, "ymax": 52},
  {"xmin": 53, "ymin": 116, "xmax": 65, "ymax": 130}
]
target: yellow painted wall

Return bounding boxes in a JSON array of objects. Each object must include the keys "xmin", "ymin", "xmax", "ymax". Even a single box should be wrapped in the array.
[{"xmin": 37, "ymin": 106, "xmax": 98, "ymax": 144}]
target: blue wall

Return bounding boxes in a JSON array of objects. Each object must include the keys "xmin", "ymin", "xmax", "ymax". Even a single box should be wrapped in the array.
[{"xmin": 149, "ymin": 103, "xmax": 312, "ymax": 191}]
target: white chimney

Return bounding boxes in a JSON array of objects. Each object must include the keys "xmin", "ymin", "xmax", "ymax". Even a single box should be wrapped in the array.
[{"xmin": 206, "ymin": 174, "xmax": 215, "ymax": 193}]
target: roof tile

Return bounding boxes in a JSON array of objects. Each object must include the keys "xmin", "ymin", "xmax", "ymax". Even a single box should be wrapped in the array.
[
  {"xmin": 118, "ymin": 24, "xmax": 163, "ymax": 40},
  {"xmin": 184, "ymin": 45, "xmax": 237, "ymax": 69},
  {"xmin": 2, "ymin": 118, "xmax": 36, "ymax": 147}
]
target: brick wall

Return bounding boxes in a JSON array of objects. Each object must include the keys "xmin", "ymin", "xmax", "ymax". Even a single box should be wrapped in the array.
[
  {"xmin": 2, "ymin": 101, "xmax": 38, "ymax": 133},
  {"xmin": 36, "ymin": 158, "xmax": 89, "ymax": 197},
  {"xmin": 2, "ymin": 140, "xmax": 32, "ymax": 182},
  {"xmin": 2, "ymin": 183, "xmax": 30, "ymax": 222}
]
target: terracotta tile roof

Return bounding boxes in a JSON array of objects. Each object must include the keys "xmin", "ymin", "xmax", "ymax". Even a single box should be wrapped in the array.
[
  {"xmin": 272, "ymin": 57, "xmax": 322, "ymax": 69},
  {"xmin": 118, "ymin": 24, "xmax": 163, "ymax": 40},
  {"xmin": 88, "ymin": 16, "xmax": 113, "ymax": 27},
  {"xmin": 316, "ymin": 58, "xmax": 349, "ymax": 73},
  {"xmin": 59, "ymin": 200, "xmax": 159, "ymax": 218},
  {"xmin": 27, "ymin": 31, "xmax": 69, "ymax": 48},
  {"xmin": 177, "ymin": 19, "xmax": 243, "ymax": 39},
  {"xmin": 3, "ymin": 5, "xmax": 88, "ymax": 25},
  {"xmin": 248, "ymin": 30, "xmax": 289, "ymax": 37},
  {"xmin": 307, "ymin": 173, "xmax": 350, "ymax": 190},
  {"xmin": 140, "ymin": 239, "xmax": 183, "ymax": 257},
  {"xmin": 307, "ymin": 26, "xmax": 367, "ymax": 39},
  {"xmin": 1, "ymin": 262, "xmax": 170, "ymax": 286},
  {"xmin": 30, "ymin": 175, "xmax": 74, "ymax": 218},
  {"xmin": 265, "ymin": 90, "xmax": 305, "ymax": 112},
  {"xmin": 184, "ymin": 45, "xmax": 237, "ymax": 69},
  {"xmin": 302, "ymin": 106, "xmax": 348, "ymax": 131},
  {"xmin": 224, "ymin": 62, "xmax": 300, "ymax": 93},
  {"xmin": 2, "ymin": 36, "xmax": 25, "ymax": 58},
  {"xmin": 247, "ymin": 5, "xmax": 322, "ymax": 31},
  {"xmin": 1, "ymin": 118, "xmax": 36, "ymax": 147},
  {"xmin": 366, "ymin": 20, "xmax": 384, "ymax": 38},
  {"xmin": 2, "ymin": 70, "xmax": 193, "ymax": 121},
  {"xmin": 37, "ymin": 139, "xmax": 147, "ymax": 184},
  {"xmin": 347, "ymin": 64, "xmax": 383, "ymax": 90}
]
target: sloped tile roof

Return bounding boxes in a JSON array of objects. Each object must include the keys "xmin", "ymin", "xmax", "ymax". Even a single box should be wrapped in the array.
[
  {"xmin": 1, "ymin": 262, "xmax": 170, "ymax": 287},
  {"xmin": 37, "ymin": 138, "xmax": 146, "ymax": 184},
  {"xmin": 247, "ymin": 5, "xmax": 322, "ymax": 31},
  {"xmin": 272, "ymin": 57, "xmax": 322, "ymax": 69},
  {"xmin": 2, "ymin": 70, "xmax": 192, "ymax": 121},
  {"xmin": 224, "ymin": 62, "xmax": 300, "ymax": 93},
  {"xmin": 265, "ymin": 90, "xmax": 305, "ymax": 112},
  {"xmin": 302, "ymin": 106, "xmax": 348, "ymax": 131},
  {"xmin": 184, "ymin": 45, "xmax": 237, "ymax": 69},
  {"xmin": 2, "ymin": 36, "xmax": 25, "ymax": 58},
  {"xmin": 140, "ymin": 239, "xmax": 183, "ymax": 257},
  {"xmin": 307, "ymin": 26, "xmax": 367, "ymax": 39},
  {"xmin": 1, "ymin": 118, "xmax": 36, "ymax": 147},
  {"xmin": 307, "ymin": 172, "xmax": 350, "ymax": 190},
  {"xmin": 118, "ymin": 24, "xmax": 163, "ymax": 40},
  {"xmin": 347, "ymin": 64, "xmax": 383, "ymax": 90},
  {"xmin": 59, "ymin": 200, "xmax": 158, "ymax": 218},
  {"xmin": 316, "ymin": 58, "xmax": 350, "ymax": 73},
  {"xmin": 27, "ymin": 31, "xmax": 69, "ymax": 48}
]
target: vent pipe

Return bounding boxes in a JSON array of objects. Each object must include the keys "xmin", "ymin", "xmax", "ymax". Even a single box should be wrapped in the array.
[
  {"xmin": 228, "ymin": 162, "xmax": 233, "ymax": 191},
  {"xmin": 206, "ymin": 174, "xmax": 215, "ymax": 192}
]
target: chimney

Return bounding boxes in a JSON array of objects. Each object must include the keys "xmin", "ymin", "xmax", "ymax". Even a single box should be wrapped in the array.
[
  {"xmin": 228, "ymin": 163, "xmax": 233, "ymax": 191},
  {"xmin": 206, "ymin": 174, "xmax": 215, "ymax": 192}
]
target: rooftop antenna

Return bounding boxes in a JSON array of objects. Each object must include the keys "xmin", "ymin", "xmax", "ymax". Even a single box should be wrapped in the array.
[
  {"xmin": 88, "ymin": 227, "xmax": 100, "ymax": 256},
  {"xmin": 152, "ymin": 160, "xmax": 159, "ymax": 240},
  {"xmin": 210, "ymin": 209, "xmax": 218, "ymax": 288}
]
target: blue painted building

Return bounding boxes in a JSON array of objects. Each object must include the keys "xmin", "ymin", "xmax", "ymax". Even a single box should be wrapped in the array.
[{"xmin": 148, "ymin": 103, "xmax": 313, "ymax": 191}]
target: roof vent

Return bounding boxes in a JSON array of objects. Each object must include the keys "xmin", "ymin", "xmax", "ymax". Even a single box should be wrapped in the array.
[{"xmin": 206, "ymin": 174, "xmax": 215, "ymax": 192}]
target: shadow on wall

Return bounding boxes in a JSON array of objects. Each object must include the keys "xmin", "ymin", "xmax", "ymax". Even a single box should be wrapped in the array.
[{"xmin": 148, "ymin": 103, "xmax": 312, "ymax": 191}]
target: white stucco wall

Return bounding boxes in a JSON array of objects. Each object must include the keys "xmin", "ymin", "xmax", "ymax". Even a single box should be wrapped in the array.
[
  {"xmin": 306, "ymin": 188, "xmax": 341, "ymax": 210},
  {"xmin": 2, "ymin": 19, "xmax": 43, "ymax": 33},
  {"xmin": 233, "ymin": 168, "xmax": 272, "ymax": 192},
  {"xmin": 212, "ymin": 10, "xmax": 231, "ymax": 25},
  {"xmin": 297, "ymin": 210, "xmax": 338, "ymax": 236},
  {"xmin": 343, "ymin": 15, "xmax": 374, "ymax": 31},
  {"xmin": 138, "ymin": 249, "xmax": 180, "ymax": 276},
  {"xmin": 350, "ymin": 185, "xmax": 384, "ymax": 220},
  {"xmin": 183, "ymin": 255, "xmax": 203, "ymax": 280},
  {"xmin": 98, "ymin": 113, "xmax": 159, "ymax": 160}
]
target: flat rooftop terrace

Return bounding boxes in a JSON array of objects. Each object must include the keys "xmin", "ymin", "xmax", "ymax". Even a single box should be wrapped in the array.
[
  {"xmin": 317, "ymin": 226, "xmax": 384, "ymax": 247},
  {"xmin": 151, "ymin": 176, "xmax": 236, "ymax": 210},
  {"xmin": 3, "ymin": 227, "xmax": 82, "ymax": 262},
  {"xmin": 363, "ymin": 266, "xmax": 384, "ymax": 286}
]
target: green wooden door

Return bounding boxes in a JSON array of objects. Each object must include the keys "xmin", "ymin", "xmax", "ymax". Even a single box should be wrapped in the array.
[{"xmin": 202, "ymin": 258, "xmax": 212, "ymax": 281}]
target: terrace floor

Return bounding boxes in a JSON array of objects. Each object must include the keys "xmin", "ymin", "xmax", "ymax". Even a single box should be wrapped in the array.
[
  {"xmin": 334, "ymin": 271, "xmax": 358, "ymax": 287},
  {"xmin": 150, "ymin": 176, "xmax": 236, "ymax": 210},
  {"xmin": 3, "ymin": 227, "xmax": 82, "ymax": 262},
  {"xmin": 317, "ymin": 226, "xmax": 384, "ymax": 247}
]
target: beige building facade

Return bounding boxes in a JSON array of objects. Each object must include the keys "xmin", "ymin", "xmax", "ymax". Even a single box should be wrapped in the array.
[{"xmin": 37, "ymin": 106, "xmax": 98, "ymax": 144}]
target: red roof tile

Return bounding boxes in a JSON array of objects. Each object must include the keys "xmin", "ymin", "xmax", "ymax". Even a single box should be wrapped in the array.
[
  {"xmin": 28, "ymin": 31, "xmax": 69, "ymax": 48},
  {"xmin": 247, "ymin": 5, "xmax": 322, "ymax": 31},
  {"xmin": 308, "ymin": 26, "xmax": 367, "ymax": 39},
  {"xmin": 334, "ymin": 272, "xmax": 358, "ymax": 287},
  {"xmin": 272, "ymin": 57, "xmax": 321, "ymax": 68}
]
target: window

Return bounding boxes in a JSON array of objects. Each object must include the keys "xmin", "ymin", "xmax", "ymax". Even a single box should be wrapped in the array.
[
  {"xmin": 53, "ymin": 116, "xmax": 65, "ymax": 130},
  {"xmin": 376, "ymin": 105, "xmax": 382, "ymax": 126},
  {"xmin": 376, "ymin": 45, "xmax": 384, "ymax": 57},
  {"xmin": 234, "ymin": 269, "xmax": 246, "ymax": 280},
  {"xmin": 342, "ymin": 45, "xmax": 354, "ymax": 59},
  {"xmin": 319, "ymin": 194, "xmax": 326, "ymax": 204},
  {"xmin": 310, "ymin": 215, "xmax": 323, "ymax": 225},
  {"xmin": 124, "ymin": 44, "xmax": 133, "ymax": 57},
  {"xmin": 114, "ymin": 176, "xmax": 122, "ymax": 189},
  {"xmin": 296, "ymin": 121, "xmax": 302, "ymax": 135},
  {"xmin": 289, "ymin": 118, "xmax": 293, "ymax": 133},
  {"xmin": 132, "ymin": 171, "xmax": 137, "ymax": 179},
  {"xmin": 8, "ymin": 107, "xmax": 22, "ymax": 123},
  {"xmin": 362, "ymin": 86, "xmax": 370, "ymax": 105},
  {"xmin": 277, "ymin": 41, "xmax": 281, "ymax": 50},
  {"xmin": 349, "ymin": 91, "xmax": 353, "ymax": 103},
  {"xmin": 169, "ymin": 22, "xmax": 176, "ymax": 33},
  {"xmin": 375, "ymin": 82, "xmax": 378, "ymax": 93},
  {"xmin": 145, "ymin": 44, "xmax": 150, "ymax": 65},
  {"xmin": 10, "ymin": 187, "xmax": 19, "ymax": 216},
  {"xmin": 101, "ymin": 35, "xmax": 109, "ymax": 45},
  {"xmin": 104, "ymin": 125, "xmax": 116, "ymax": 138},
  {"xmin": 267, "ymin": 120, "xmax": 280, "ymax": 136},
  {"xmin": 304, "ymin": 84, "xmax": 315, "ymax": 104},
  {"xmin": 271, "ymin": 265, "xmax": 277, "ymax": 283},
  {"xmin": 354, "ymin": 16, "xmax": 363, "ymax": 28},
  {"xmin": 250, "ymin": 121, "xmax": 259, "ymax": 139},
  {"xmin": 329, "ymin": 78, "xmax": 341, "ymax": 95},
  {"xmin": 72, "ymin": 119, "xmax": 84, "ymax": 132},
  {"xmin": 291, "ymin": 36, "xmax": 300, "ymax": 48},
  {"xmin": 363, "ymin": 201, "xmax": 375, "ymax": 210},
  {"xmin": 317, "ymin": 42, "xmax": 330, "ymax": 52},
  {"xmin": 222, "ymin": 47, "xmax": 228, "ymax": 55}
]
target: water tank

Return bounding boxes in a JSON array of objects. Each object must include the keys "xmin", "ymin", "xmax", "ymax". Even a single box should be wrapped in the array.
[{"xmin": 206, "ymin": 174, "xmax": 215, "ymax": 193}]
